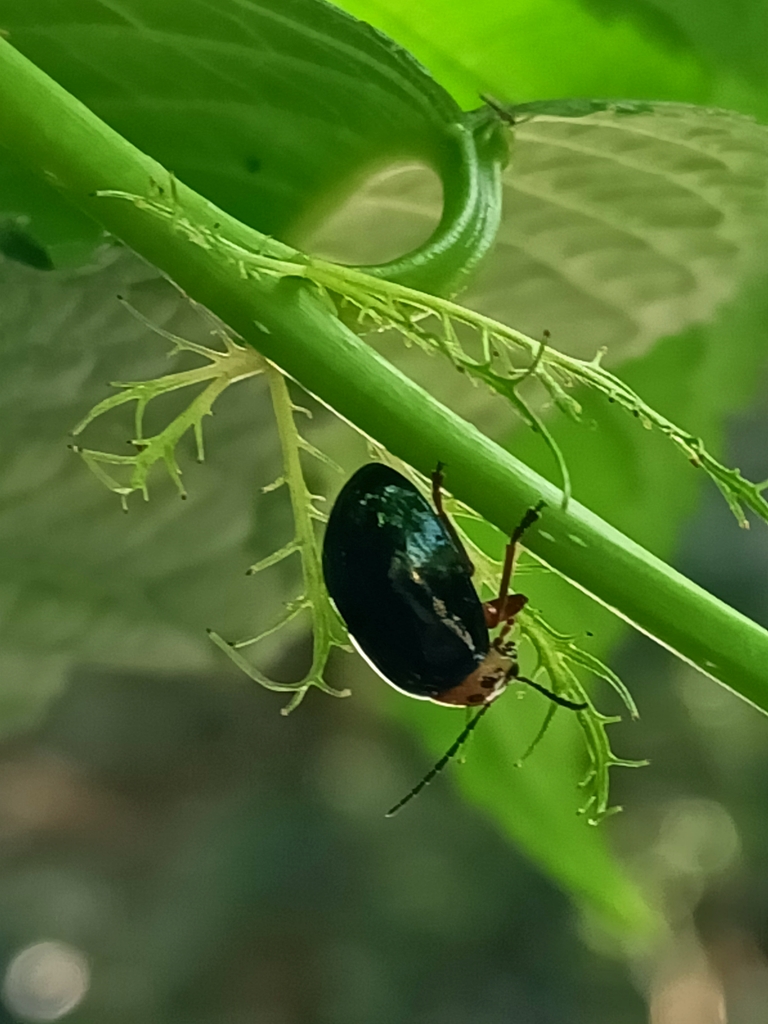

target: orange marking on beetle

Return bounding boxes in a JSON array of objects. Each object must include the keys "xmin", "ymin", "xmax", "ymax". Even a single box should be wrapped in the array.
[{"xmin": 431, "ymin": 647, "xmax": 513, "ymax": 707}]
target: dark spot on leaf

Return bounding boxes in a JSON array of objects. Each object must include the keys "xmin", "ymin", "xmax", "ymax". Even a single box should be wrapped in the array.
[
  {"xmin": 245, "ymin": 156, "xmax": 262, "ymax": 174},
  {"xmin": 0, "ymin": 222, "xmax": 53, "ymax": 270}
]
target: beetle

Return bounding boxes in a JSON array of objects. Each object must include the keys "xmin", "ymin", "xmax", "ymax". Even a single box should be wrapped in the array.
[{"xmin": 322, "ymin": 463, "xmax": 586, "ymax": 811}]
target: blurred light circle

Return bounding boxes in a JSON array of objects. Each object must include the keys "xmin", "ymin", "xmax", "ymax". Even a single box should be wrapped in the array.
[
  {"xmin": 2, "ymin": 941, "xmax": 90, "ymax": 1022},
  {"xmin": 656, "ymin": 798, "xmax": 740, "ymax": 877}
]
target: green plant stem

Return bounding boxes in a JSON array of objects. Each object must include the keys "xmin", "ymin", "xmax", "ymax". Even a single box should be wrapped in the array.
[{"xmin": 0, "ymin": 37, "xmax": 766, "ymax": 710}]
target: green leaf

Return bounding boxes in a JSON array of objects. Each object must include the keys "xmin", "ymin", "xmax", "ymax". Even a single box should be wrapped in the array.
[
  {"xmin": 308, "ymin": 102, "xmax": 768, "ymax": 366},
  {"xmin": 385, "ymin": 686, "xmax": 656, "ymax": 935},
  {"xmin": 334, "ymin": 0, "xmax": 711, "ymax": 108},
  {"xmin": 472, "ymin": 103, "xmax": 768, "ymax": 362},
  {"xmin": 582, "ymin": 0, "xmax": 768, "ymax": 107},
  {"xmin": 0, "ymin": 0, "xmax": 461, "ymax": 259},
  {"xmin": 0, "ymin": 252, "xmax": 304, "ymax": 679}
]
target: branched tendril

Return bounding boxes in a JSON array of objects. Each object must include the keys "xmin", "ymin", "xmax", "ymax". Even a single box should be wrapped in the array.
[
  {"xmin": 72, "ymin": 301, "xmax": 351, "ymax": 712},
  {"xmin": 208, "ymin": 364, "xmax": 351, "ymax": 713},
  {"xmin": 467, "ymin": 532, "xmax": 646, "ymax": 824},
  {"xmin": 70, "ymin": 299, "xmax": 264, "ymax": 509},
  {"xmin": 301, "ymin": 260, "xmax": 768, "ymax": 527},
  {"xmin": 518, "ymin": 610, "xmax": 647, "ymax": 824}
]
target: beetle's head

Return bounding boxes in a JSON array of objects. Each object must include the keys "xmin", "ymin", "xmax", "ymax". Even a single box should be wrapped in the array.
[{"xmin": 431, "ymin": 645, "xmax": 514, "ymax": 707}]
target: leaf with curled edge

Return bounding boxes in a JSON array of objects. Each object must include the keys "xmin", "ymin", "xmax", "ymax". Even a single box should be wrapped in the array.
[
  {"xmin": 0, "ymin": 0, "xmax": 461, "ymax": 266},
  {"xmin": 306, "ymin": 101, "xmax": 768, "ymax": 366}
]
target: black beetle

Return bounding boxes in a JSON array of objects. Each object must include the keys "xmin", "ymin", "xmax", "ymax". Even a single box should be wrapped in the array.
[
  {"xmin": 323, "ymin": 462, "xmax": 583, "ymax": 710},
  {"xmin": 322, "ymin": 462, "xmax": 586, "ymax": 813}
]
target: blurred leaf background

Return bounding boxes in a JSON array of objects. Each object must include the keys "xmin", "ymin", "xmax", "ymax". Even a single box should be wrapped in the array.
[{"xmin": 0, "ymin": 0, "xmax": 766, "ymax": 1021}]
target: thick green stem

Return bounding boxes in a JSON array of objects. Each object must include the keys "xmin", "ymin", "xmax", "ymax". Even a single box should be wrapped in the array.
[{"xmin": 0, "ymin": 37, "xmax": 766, "ymax": 710}]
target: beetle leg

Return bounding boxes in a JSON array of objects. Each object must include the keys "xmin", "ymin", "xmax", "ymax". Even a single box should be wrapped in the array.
[
  {"xmin": 431, "ymin": 462, "xmax": 475, "ymax": 575},
  {"xmin": 485, "ymin": 593, "xmax": 527, "ymax": 630},
  {"xmin": 517, "ymin": 674, "xmax": 587, "ymax": 711},
  {"xmin": 484, "ymin": 501, "xmax": 545, "ymax": 627}
]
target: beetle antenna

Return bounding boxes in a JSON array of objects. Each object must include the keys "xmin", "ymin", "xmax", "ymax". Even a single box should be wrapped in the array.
[
  {"xmin": 518, "ymin": 675, "xmax": 587, "ymax": 711},
  {"xmin": 385, "ymin": 703, "xmax": 492, "ymax": 817}
]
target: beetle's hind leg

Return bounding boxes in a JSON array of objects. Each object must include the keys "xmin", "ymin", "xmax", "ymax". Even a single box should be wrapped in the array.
[{"xmin": 484, "ymin": 500, "xmax": 545, "ymax": 629}]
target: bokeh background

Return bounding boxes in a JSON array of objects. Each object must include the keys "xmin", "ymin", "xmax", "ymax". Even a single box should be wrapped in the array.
[{"xmin": 1, "ymin": 0, "xmax": 768, "ymax": 1021}]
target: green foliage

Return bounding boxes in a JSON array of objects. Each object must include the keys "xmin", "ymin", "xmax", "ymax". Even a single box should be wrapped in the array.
[
  {"xmin": 581, "ymin": 0, "xmax": 768, "ymax": 103},
  {"xmin": 0, "ymin": 0, "xmax": 767, "ymax": 940},
  {"xmin": 336, "ymin": 0, "xmax": 710, "ymax": 107},
  {"xmin": 0, "ymin": 0, "xmax": 461, "ymax": 266}
]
